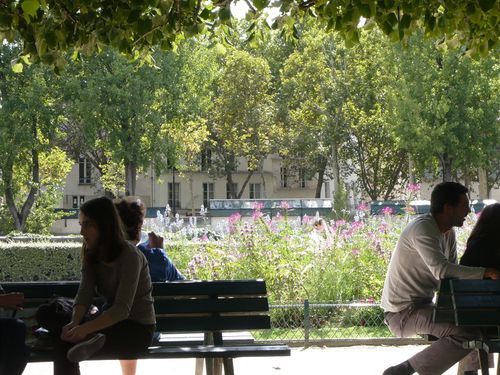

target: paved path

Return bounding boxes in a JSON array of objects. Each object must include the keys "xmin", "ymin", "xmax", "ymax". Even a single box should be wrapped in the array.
[{"xmin": 23, "ymin": 345, "xmax": 487, "ymax": 374}]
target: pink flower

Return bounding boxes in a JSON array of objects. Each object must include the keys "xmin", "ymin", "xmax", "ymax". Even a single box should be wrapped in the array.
[
  {"xmin": 200, "ymin": 235, "xmax": 209, "ymax": 241},
  {"xmin": 334, "ymin": 220, "xmax": 347, "ymax": 228},
  {"xmin": 228, "ymin": 212, "xmax": 242, "ymax": 225},
  {"xmin": 381, "ymin": 206, "xmax": 394, "ymax": 215},
  {"xmin": 351, "ymin": 248, "xmax": 360, "ymax": 256},
  {"xmin": 279, "ymin": 201, "xmax": 290, "ymax": 209},
  {"xmin": 252, "ymin": 201, "xmax": 264, "ymax": 210},
  {"xmin": 252, "ymin": 210, "xmax": 263, "ymax": 220},
  {"xmin": 408, "ymin": 183, "xmax": 421, "ymax": 193},
  {"xmin": 357, "ymin": 202, "xmax": 369, "ymax": 211}
]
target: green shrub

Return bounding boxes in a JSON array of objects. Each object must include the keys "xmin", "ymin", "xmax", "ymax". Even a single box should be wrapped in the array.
[{"xmin": 0, "ymin": 241, "xmax": 82, "ymax": 281}]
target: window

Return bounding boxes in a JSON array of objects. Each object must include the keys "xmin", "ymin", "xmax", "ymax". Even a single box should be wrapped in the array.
[
  {"xmin": 200, "ymin": 148, "xmax": 212, "ymax": 171},
  {"xmin": 280, "ymin": 167, "xmax": 288, "ymax": 188},
  {"xmin": 299, "ymin": 168, "xmax": 306, "ymax": 189},
  {"xmin": 226, "ymin": 183, "xmax": 238, "ymax": 199},
  {"xmin": 79, "ymin": 157, "xmax": 92, "ymax": 184},
  {"xmin": 202, "ymin": 183, "xmax": 214, "ymax": 208},
  {"xmin": 249, "ymin": 183, "xmax": 261, "ymax": 199},
  {"xmin": 72, "ymin": 195, "xmax": 85, "ymax": 208},
  {"xmin": 168, "ymin": 182, "xmax": 180, "ymax": 210}
]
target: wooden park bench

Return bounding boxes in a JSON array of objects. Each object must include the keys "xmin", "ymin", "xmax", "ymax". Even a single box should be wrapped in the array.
[
  {"xmin": 2, "ymin": 279, "xmax": 290, "ymax": 375},
  {"xmin": 434, "ymin": 278, "xmax": 500, "ymax": 375}
]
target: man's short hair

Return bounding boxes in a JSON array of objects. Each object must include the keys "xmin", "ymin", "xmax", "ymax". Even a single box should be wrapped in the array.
[{"xmin": 430, "ymin": 182, "xmax": 468, "ymax": 214}]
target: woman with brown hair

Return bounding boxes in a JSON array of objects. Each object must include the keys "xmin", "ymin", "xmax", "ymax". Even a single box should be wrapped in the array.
[
  {"xmin": 53, "ymin": 196, "xmax": 155, "ymax": 375},
  {"xmin": 460, "ymin": 203, "xmax": 500, "ymax": 269}
]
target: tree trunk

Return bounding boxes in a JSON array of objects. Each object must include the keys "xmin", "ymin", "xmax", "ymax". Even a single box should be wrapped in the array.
[
  {"xmin": 124, "ymin": 160, "xmax": 137, "ymax": 196},
  {"xmin": 331, "ymin": 145, "xmax": 340, "ymax": 196},
  {"xmin": 237, "ymin": 171, "xmax": 254, "ymax": 199},
  {"xmin": 4, "ymin": 125, "xmax": 40, "ymax": 232},
  {"xmin": 315, "ymin": 158, "xmax": 327, "ymax": 198},
  {"xmin": 478, "ymin": 168, "xmax": 488, "ymax": 199},
  {"xmin": 259, "ymin": 160, "xmax": 267, "ymax": 199},
  {"xmin": 189, "ymin": 173, "xmax": 195, "ymax": 216},
  {"xmin": 440, "ymin": 153, "xmax": 453, "ymax": 182},
  {"xmin": 408, "ymin": 154, "xmax": 415, "ymax": 185}
]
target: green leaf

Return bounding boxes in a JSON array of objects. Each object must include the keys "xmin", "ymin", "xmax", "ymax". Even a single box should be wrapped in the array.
[
  {"xmin": 21, "ymin": 0, "xmax": 39, "ymax": 18},
  {"xmin": 0, "ymin": 13, "xmax": 13, "ymax": 28},
  {"xmin": 478, "ymin": 0, "xmax": 496, "ymax": 12},
  {"xmin": 399, "ymin": 14, "xmax": 411, "ymax": 29},
  {"xmin": 359, "ymin": 4, "xmax": 372, "ymax": 18},
  {"xmin": 219, "ymin": 7, "xmax": 231, "ymax": 23},
  {"xmin": 252, "ymin": 0, "xmax": 269, "ymax": 11},
  {"xmin": 11, "ymin": 62, "xmax": 23, "ymax": 73},
  {"xmin": 137, "ymin": 18, "xmax": 153, "ymax": 34}
]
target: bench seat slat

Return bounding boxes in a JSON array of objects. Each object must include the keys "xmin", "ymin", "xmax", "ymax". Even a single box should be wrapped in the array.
[
  {"xmin": 28, "ymin": 344, "xmax": 290, "ymax": 362},
  {"xmin": 154, "ymin": 298, "xmax": 269, "ymax": 314}
]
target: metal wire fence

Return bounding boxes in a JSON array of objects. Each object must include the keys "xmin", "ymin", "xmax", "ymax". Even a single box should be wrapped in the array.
[{"xmin": 254, "ymin": 301, "xmax": 425, "ymax": 347}]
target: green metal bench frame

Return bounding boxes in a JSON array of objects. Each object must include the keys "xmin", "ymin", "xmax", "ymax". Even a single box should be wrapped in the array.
[
  {"xmin": 434, "ymin": 278, "xmax": 500, "ymax": 375},
  {"xmin": 2, "ymin": 279, "xmax": 290, "ymax": 375}
]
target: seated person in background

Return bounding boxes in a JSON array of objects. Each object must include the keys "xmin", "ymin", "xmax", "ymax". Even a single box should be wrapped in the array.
[
  {"xmin": 460, "ymin": 203, "xmax": 500, "ymax": 269},
  {"xmin": 311, "ymin": 217, "xmax": 332, "ymax": 244},
  {"xmin": 114, "ymin": 197, "xmax": 185, "ymax": 282},
  {"xmin": 114, "ymin": 197, "xmax": 185, "ymax": 375},
  {"xmin": 0, "ymin": 286, "xmax": 29, "ymax": 375},
  {"xmin": 381, "ymin": 182, "xmax": 500, "ymax": 375}
]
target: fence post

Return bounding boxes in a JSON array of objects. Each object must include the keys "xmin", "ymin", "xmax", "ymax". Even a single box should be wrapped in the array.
[{"xmin": 304, "ymin": 299, "xmax": 310, "ymax": 345}]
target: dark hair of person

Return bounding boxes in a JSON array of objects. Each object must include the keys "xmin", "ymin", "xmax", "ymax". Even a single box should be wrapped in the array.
[
  {"xmin": 114, "ymin": 197, "xmax": 146, "ymax": 242},
  {"xmin": 430, "ymin": 182, "xmax": 469, "ymax": 214},
  {"xmin": 80, "ymin": 196, "xmax": 127, "ymax": 264},
  {"xmin": 466, "ymin": 203, "xmax": 500, "ymax": 248}
]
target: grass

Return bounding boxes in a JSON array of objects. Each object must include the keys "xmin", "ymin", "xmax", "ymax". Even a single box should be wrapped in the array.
[{"xmin": 253, "ymin": 325, "xmax": 392, "ymax": 341}]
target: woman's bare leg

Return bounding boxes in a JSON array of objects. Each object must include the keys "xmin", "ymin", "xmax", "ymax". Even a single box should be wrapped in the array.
[{"xmin": 119, "ymin": 359, "xmax": 137, "ymax": 375}]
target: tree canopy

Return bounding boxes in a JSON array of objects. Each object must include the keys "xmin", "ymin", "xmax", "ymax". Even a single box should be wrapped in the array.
[{"xmin": 0, "ymin": 0, "xmax": 498, "ymax": 71}]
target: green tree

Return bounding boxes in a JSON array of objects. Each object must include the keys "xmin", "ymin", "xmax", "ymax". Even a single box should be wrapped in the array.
[
  {"xmin": 209, "ymin": 49, "xmax": 278, "ymax": 198},
  {"xmin": 280, "ymin": 26, "xmax": 348, "ymax": 198},
  {"xmin": 0, "ymin": 0, "xmax": 497, "ymax": 69},
  {"xmin": 0, "ymin": 43, "xmax": 71, "ymax": 232},
  {"xmin": 340, "ymin": 29, "xmax": 408, "ymax": 200},
  {"xmin": 60, "ymin": 49, "xmax": 170, "ymax": 196},
  {"xmin": 395, "ymin": 33, "xmax": 500, "ymax": 185}
]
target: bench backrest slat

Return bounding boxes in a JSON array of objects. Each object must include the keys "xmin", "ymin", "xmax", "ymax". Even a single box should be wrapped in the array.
[
  {"xmin": 152, "ymin": 280, "xmax": 267, "ymax": 296},
  {"xmin": 154, "ymin": 297, "xmax": 269, "ymax": 314},
  {"xmin": 2, "ymin": 282, "xmax": 79, "ymax": 297},
  {"xmin": 450, "ymin": 279, "xmax": 500, "ymax": 293},
  {"xmin": 155, "ymin": 315, "xmax": 271, "ymax": 332},
  {"xmin": 453, "ymin": 295, "xmax": 500, "ymax": 309}
]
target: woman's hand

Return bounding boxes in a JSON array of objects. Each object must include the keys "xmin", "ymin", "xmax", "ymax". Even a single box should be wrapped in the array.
[
  {"xmin": 61, "ymin": 321, "xmax": 89, "ymax": 343},
  {"xmin": 0, "ymin": 292, "xmax": 24, "ymax": 310}
]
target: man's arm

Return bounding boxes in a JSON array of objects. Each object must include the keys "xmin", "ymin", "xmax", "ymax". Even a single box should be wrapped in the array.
[{"xmin": 0, "ymin": 292, "xmax": 24, "ymax": 310}]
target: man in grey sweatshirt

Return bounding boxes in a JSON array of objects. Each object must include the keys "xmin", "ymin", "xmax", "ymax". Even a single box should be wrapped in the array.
[{"xmin": 381, "ymin": 182, "xmax": 500, "ymax": 375}]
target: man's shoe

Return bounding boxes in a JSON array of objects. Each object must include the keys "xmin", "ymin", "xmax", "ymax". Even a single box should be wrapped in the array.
[
  {"xmin": 382, "ymin": 360, "xmax": 415, "ymax": 375},
  {"xmin": 67, "ymin": 333, "xmax": 106, "ymax": 362}
]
